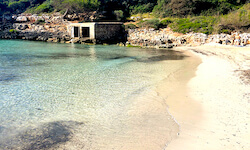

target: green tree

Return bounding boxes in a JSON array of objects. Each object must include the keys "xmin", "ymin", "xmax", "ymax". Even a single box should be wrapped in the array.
[{"xmin": 52, "ymin": 0, "xmax": 100, "ymax": 13}]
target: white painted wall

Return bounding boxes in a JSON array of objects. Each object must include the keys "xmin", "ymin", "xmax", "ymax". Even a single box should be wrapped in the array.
[{"xmin": 69, "ymin": 23, "xmax": 95, "ymax": 39}]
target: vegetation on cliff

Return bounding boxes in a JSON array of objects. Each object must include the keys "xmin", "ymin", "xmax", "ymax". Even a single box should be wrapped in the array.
[
  {"xmin": 1, "ymin": 0, "xmax": 249, "ymax": 16},
  {"xmin": 0, "ymin": 0, "xmax": 249, "ymax": 33}
]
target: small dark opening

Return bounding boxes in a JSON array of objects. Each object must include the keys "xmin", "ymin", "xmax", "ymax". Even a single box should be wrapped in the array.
[
  {"xmin": 74, "ymin": 27, "xmax": 79, "ymax": 37},
  {"xmin": 82, "ymin": 27, "xmax": 90, "ymax": 37}
]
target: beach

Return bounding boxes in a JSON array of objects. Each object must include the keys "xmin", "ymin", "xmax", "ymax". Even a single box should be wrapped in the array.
[
  {"xmin": 0, "ymin": 40, "xmax": 197, "ymax": 149},
  {"xmin": 0, "ymin": 40, "xmax": 249, "ymax": 149},
  {"xmin": 164, "ymin": 45, "xmax": 250, "ymax": 149}
]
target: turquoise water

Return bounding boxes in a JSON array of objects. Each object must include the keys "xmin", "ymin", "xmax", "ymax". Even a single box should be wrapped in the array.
[{"xmin": 0, "ymin": 40, "xmax": 187, "ymax": 149}]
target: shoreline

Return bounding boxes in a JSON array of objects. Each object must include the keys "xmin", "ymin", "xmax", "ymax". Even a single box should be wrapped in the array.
[
  {"xmin": 0, "ymin": 39, "xmax": 249, "ymax": 149},
  {"xmin": 154, "ymin": 50, "xmax": 203, "ymax": 148},
  {"xmin": 165, "ymin": 45, "xmax": 250, "ymax": 149}
]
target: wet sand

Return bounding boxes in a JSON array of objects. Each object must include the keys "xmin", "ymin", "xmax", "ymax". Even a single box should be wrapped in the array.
[{"xmin": 165, "ymin": 45, "xmax": 250, "ymax": 150}]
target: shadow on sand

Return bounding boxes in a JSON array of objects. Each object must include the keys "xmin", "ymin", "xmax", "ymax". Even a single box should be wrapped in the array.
[{"xmin": 0, "ymin": 121, "xmax": 84, "ymax": 150}]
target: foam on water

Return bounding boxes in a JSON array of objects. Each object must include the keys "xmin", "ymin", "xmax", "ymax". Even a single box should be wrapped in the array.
[{"xmin": 0, "ymin": 40, "xmax": 188, "ymax": 149}]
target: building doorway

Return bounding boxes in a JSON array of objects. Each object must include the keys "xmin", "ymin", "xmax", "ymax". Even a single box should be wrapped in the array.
[
  {"xmin": 74, "ymin": 27, "xmax": 79, "ymax": 37},
  {"xmin": 82, "ymin": 27, "xmax": 90, "ymax": 37}
]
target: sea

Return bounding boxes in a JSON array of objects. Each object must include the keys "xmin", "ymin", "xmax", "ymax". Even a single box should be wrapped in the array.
[{"xmin": 0, "ymin": 40, "xmax": 191, "ymax": 149}]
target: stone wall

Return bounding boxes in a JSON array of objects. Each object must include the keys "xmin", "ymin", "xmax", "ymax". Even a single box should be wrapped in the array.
[{"xmin": 95, "ymin": 23, "xmax": 126, "ymax": 44}]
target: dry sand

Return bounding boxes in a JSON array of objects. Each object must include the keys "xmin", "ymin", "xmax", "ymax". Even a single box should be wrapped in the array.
[{"xmin": 164, "ymin": 44, "xmax": 250, "ymax": 150}]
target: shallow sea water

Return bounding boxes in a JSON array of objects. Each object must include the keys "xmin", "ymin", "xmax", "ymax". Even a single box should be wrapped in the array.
[{"xmin": 0, "ymin": 40, "xmax": 189, "ymax": 149}]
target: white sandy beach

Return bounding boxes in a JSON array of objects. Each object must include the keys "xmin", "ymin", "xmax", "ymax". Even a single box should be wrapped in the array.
[{"xmin": 164, "ymin": 45, "xmax": 250, "ymax": 150}]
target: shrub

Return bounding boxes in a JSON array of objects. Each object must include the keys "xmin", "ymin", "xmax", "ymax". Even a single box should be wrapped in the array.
[
  {"xmin": 52, "ymin": 0, "xmax": 100, "ymax": 14},
  {"xmin": 159, "ymin": 18, "xmax": 173, "ymax": 28},
  {"xmin": 219, "ymin": 3, "xmax": 250, "ymax": 32},
  {"xmin": 8, "ymin": 0, "xmax": 30, "ymax": 13},
  {"xmin": 114, "ymin": 10, "xmax": 124, "ymax": 21},
  {"xmin": 125, "ymin": 24, "xmax": 137, "ymax": 30},
  {"xmin": 152, "ymin": 0, "xmax": 172, "ymax": 18},
  {"xmin": 169, "ymin": 16, "xmax": 217, "ymax": 34},
  {"xmin": 9, "ymin": 29, "xmax": 17, "ymax": 33},
  {"xmin": 137, "ymin": 19, "xmax": 160, "ymax": 29},
  {"xmin": 34, "ymin": 0, "xmax": 53, "ymax": 13},
  {"xmin": 220, "ymin": 29, "xmax": 230, "ymax": 34},
  {"xmin": 130, "ymin": 3, "xmax": 155, "ymax": 14}
]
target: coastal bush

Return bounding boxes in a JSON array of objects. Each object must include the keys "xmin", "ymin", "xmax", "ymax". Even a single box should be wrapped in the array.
[
  {"xmin": 114, "ymin": 10, "xmax": 124, "ymax": 21},
  {"xmin": 218, "ymin": 3, "xmax": 250, "ymax": 32},
  {"xmin": 137, "ymin": 19, "xmax": 160, "ymax": 29},
  {"xmin": 152, "ymin": 0, "xmax": 249, "ymax": 17},
  {"xmin": 34, "ymin": 0, "xmax": 53, "ymax": 13},
  {"xmin": 9, "ymin": 29, "xmax": 17, "ymax": 33},
  {"xmin": 169, "ymin": 16, "xmax": 217, "ymax": 34},
  {"xmin": 26, "ymin": 0, "xmax": 53, "ymax": 14},
  {"xmin": 152, "ymin": 0, "xmax": 172, "ymax": 18},
  {"xmin": 6, "ymin": 0, "xmax": 47, "ymax": 14},
  {"xmin": 8, "ymin": 0, "xmax": 30, "ymax": 13},
  {"xmin": 130, "ymin": 3, "xmax": 155, "ymax": 14},
  {"xmin": 125, "ymin": 24, "xmax": 137, "ymax": 30},
  {"xmin": 51, "ymin": 0, "xmax": 100, "ymax": 14},
  {"xmin": 220, "ymin": 29, "xmax": 230, "ymax": 34},
  {"xmin": 159, "ymin": 18, "xmax": 173, "ymax": 28}
]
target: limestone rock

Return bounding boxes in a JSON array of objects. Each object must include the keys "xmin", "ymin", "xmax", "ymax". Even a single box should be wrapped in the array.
[{"xmin": 16, "ymin": 16, "xmax": 28, "ymax": 22}]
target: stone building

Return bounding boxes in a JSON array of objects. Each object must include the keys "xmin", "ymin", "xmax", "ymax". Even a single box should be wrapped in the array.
[{"xmin": 68, "ymin": 22, "xmax": 125, "ymax": 44}]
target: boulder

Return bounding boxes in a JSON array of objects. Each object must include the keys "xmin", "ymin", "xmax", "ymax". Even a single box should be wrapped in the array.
[
  {"xmin": 18, "ymin": 24, "xmax": 28, "ymax": 30},
  {"xmin": 47, "ymin": 38, "xmax": 54, "ymax": 42},
  {"xmin": 16, "ymin": 16, "xmax": 28, "ymax": 22}
]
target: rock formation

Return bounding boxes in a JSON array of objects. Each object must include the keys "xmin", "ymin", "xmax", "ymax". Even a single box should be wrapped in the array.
[{"xmin": 127, "ymin": 28, "xmax": 250, "ymax": 48}]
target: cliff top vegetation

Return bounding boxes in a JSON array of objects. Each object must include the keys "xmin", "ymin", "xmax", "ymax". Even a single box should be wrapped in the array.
[{"xmin": 0, "ymin": 0, "xmax": 249, "ymax": 33}]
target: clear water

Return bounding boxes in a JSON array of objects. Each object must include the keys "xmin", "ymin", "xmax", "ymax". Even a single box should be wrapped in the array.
[{"xmin": 0, "ymin": 40, "xmax": 188, "ymax": 149}]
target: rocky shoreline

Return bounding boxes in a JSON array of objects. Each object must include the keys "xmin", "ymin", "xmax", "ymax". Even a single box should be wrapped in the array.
[
  {"xmin": 1, "ymin": 14, "xmax": 250, "ymax": 47},
  {"xmin": 127, "ymin": 28, "xmax": 250, "ymax": 48},
  {"xmin": 0, "ymin": 13, "xmax": 71, "ymax": 43}
]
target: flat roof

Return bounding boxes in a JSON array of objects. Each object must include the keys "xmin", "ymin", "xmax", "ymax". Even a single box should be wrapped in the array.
[{"xmin": 69, "ymin": 22, "xmax": 123, "ymax": 26}]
